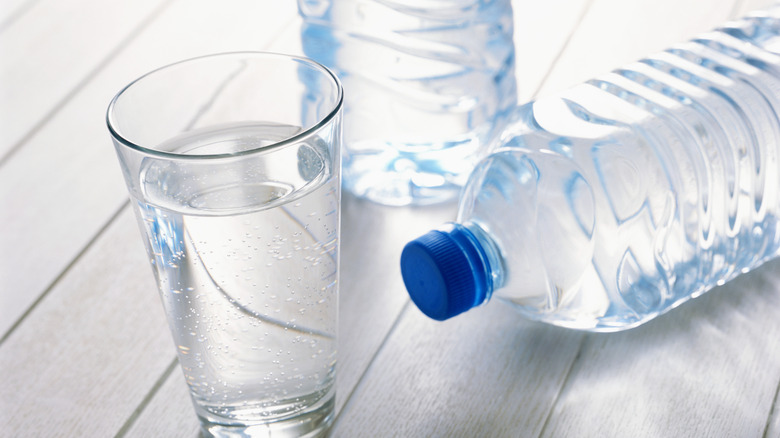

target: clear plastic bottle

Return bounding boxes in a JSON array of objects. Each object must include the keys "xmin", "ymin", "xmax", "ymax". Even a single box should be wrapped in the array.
[
  {"xmin": 400, "ymin": 7, "xmax": 780, "ymax": 331},
  {"xmin": 298, "ymin": 0, "xmax": 517, "ymax": 206}
]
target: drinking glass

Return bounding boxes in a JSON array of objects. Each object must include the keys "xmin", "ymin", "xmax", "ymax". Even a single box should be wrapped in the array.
[{"xmin": 107, "ymin": 52, "xmax": 342, "ymax": 437}]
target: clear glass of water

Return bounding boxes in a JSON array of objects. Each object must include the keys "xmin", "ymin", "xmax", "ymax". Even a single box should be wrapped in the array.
[{"xmin": 106, "ymin": 52, "xmax": 342, "ymax": 437}]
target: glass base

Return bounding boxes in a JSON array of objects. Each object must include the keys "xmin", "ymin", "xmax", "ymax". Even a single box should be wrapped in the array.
[{"xmin": 198, "ymin": 394, "xmax": 334, "ymax": 438}]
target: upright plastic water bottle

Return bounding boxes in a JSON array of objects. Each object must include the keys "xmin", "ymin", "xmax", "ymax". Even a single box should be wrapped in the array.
[
  {"xmin": 400, "ymin": 8, "xmax": 780, "ymax": 331},
  {"xmin": 298, "ymin": 0, "xmax": 517, "ymax": 206}
]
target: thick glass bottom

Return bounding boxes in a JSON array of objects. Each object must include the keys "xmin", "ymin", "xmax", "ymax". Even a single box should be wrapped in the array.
[{"xmin": 197, "ymin": 392, "xmax": 335, "ymax": 438}]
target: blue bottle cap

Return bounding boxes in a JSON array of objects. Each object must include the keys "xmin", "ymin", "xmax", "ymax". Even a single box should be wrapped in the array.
[{"xmin": 400, "ymin": 225, "xmax": 490, "ymax": 321}]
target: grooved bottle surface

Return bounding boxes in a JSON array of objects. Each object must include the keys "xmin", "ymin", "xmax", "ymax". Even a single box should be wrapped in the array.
[
  {"xmin": 299, "ymin": 0, "xmax": 517, "ymax": 206},
  {"xmin": 404, "ymin": 8, "xmax": 780, "ymax": 330}
]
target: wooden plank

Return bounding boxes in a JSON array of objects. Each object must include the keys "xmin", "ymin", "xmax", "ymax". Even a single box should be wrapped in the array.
[
  {"xmin": 121, "ymin": 361, "xmax": 201, "ymax": 437},
  {"xmin": 768, "ymin": 396, "xmax": 780, "ymax": 438},
  {"xmin": 540, "ymin": 260, "xmax": 780, "ymax": 437},
  {"xmin": 0, "ymin": 0, "xmax": 166, "ymax": 159},
  {"xmin": 332, "ymin": 198, "xmax": 459, "ymax": 413},
  {"xmin": 513, "ymin": 0, "xmax": 593, "ymax": 102},
  {"xmin": 0, "ymin": 208, "xmax": 175, "ymax": 436},
  {"xmin": 330, "ymin": 304, "xmax": 585, "ymax": 438},
  {"xmin": 537, "ymin": 0, "xmax": 755, "ymax": 97},
  {"xmin": 0, "ymin": 0, "xmax": 299, "ymax": 338},
  {"xmin": 736, "ymin": 0, "xmax": 780, "ymax": 15},
  {"xmin": 0, "ymin": 0, "xmax": 38, "ymax": 32}
]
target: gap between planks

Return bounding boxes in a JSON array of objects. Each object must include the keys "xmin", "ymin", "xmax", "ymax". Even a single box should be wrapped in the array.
[
  {"xmin": 0, "ymin": 200, "xmax": 129, "ymax": 345},
  {"xmin": 527, "ymin": 0, "xmax": 597, "ymax": 101},
  {"xmin": 0, "ymin": 0, "xmax": 41, "ymax": 34},
  {"xmin": 536, "ymin": 334, "xmax": 588, "ymax": 438},
  {"xmin": 331, "ymin": 300, "xmax": 414, "ymax": 430},
  {"xmin": 0, "ymin": 0, "xmax": 176, "ymax": 169},
  {"xmin": 764, "ymin": 377, "xmax": 780, "ymax": 438},
  {"xmin": 114, "ymin": 357, "xmax": 180, "ymax": 438}
]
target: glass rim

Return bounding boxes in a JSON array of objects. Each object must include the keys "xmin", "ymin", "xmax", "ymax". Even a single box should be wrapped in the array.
[{"xmin": 105, "ymin": 51, "xmax": 343, "ymax": 161}]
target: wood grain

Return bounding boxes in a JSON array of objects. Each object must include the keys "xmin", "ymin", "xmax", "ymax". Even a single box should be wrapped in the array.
[
  {"xmin": 0, "ymin": 0, "xmax": 166, "ymax": 159},
  {"xmin": 513, "ymin": 0, "xmax": 593, "ymax": 102},
  {"xmin": 538, "ymin": 0, "xmax": 777, "ymax": 97},
  {"xmin": 123, "ymin": 360, "xmax": 201, "ymax": 438},
  {"xmin": 4, "ymin": 0, "xmax": 780, "ymax": 436},
  {"xmin": 0, "ymin": 0, "xmax": 39, "ymax": 32},
  {"xmin": 331, "ymin": 301, "xmax": 586, "ymax": 437},
  {"xmin": 541, "ymin": 259, "xmax": 780, "ymax": 437},
  {"xmin": 0, "ymin": 208, "xmax": 174, "ymax": 437},
  {"xmin": 0, "ymin": 0, "xmax": 299, "ymax": 337}
]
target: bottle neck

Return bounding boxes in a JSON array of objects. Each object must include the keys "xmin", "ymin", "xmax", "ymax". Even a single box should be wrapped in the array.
[{"xmin": 452, "ymin": 221, "xmax": 505, "ymax": 305}]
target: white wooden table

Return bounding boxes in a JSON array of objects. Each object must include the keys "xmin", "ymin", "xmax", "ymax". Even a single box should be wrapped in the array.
[{"xmin": 2, "ymin": 0, "xmax": 780, "ymax": 436}]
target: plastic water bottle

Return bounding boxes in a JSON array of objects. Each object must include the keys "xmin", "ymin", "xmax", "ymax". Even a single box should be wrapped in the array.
[
  {"xmin": 298, "ymin": 0, "xmax": 517, "ymax": 206},
  {"xmin": 400, "ymin": 8, "xmax": 780, "ymax": 331}
]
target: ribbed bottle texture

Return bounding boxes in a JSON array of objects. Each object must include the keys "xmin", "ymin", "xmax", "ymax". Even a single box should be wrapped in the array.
[
  {"xmin": 403, "ymin": 8, "xmax": 780, "ymax": 330},
  {"xmin": 298, "ymin": 0, "xmax": 517, "ymax": 206}
]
